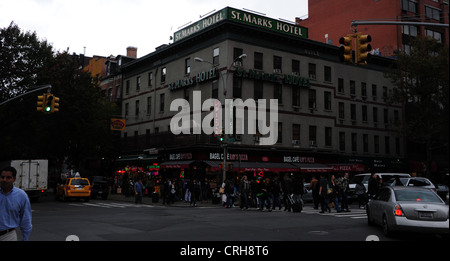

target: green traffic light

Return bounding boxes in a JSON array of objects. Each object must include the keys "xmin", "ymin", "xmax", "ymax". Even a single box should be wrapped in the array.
[{"xmin": 45, "ymin": 106, "xmax": 51, "ymax": 112}]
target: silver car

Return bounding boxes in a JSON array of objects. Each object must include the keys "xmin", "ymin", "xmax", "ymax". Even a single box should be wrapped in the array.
[{"xmin": 367, "ymin": 186, "xmax": 449, "ymax": 237}]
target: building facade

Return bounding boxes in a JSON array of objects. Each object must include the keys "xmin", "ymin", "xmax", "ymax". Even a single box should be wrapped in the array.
[
  {"xmin": 118, "ymin": 7, "xmax": 406, "ymax": 181},
  {"xmin": 300, "ymin": 0, "xmax": 449, "ymax": 57}
]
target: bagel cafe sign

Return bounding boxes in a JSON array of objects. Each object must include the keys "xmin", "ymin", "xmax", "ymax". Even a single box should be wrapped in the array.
[{"xmin": 173, "ymin": 7, "xmax": 308, "ymax": 43}]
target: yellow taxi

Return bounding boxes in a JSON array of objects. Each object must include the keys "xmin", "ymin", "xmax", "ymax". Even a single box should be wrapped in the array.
[{"xmin": 56, "ymin": 178, "xmax": 91, "ymax": 202}]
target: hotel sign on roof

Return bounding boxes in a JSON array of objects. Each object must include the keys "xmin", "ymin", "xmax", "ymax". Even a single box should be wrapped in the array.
[{"xmin": 173, "ymin": 7, "xmax": 308, "ymax": 43}]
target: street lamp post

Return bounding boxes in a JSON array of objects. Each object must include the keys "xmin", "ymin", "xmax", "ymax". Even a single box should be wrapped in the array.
[{"xmin": 195, "ymin": 54, "xmax": 247, "ymax": 183}]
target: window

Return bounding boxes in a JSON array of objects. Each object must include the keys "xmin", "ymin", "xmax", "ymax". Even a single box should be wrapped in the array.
[
  {"xmin": 308, "ymin": 63, "xmax": 316, "ymax": 80},
  {"xmin": 402, "ymin": 0, "xmax": 417, "ymax": 13},
  {"xmin": 161, "ymin": 67, "xmax": 167, "ymax": 83},
  {"xmin": 373, "ymin": 107, "xmax": 378, "ymax": 123},
  {"xmin": 374, "ymin": 135, "xmax": 380, "ymax": 153},
  {"xmin": 338, "ymin": 102, "xmax": 345, "ymax": 119},
  {"xmin": 233, "ymin": 76, "xmax": 242, "ymax": 98},
  {"xmin": 125, "ymin": 103, "xmax": 129, "ymax": 117},
  {"xmin": 136, "ymin": 76, "xmax": 141, "ymax": 92},
  {"xmin": 351, "ymin": 104, "xmax": 356, "ymax": 121},
  {"xmin": 126, "ymin": 80, "xmax": 130, "ymax": 95},
  {"xmin": 147, "ymin": 96, "xmax": 151, "ymax": 116},
  {"xmin": 273, "ymin": 56, "xmax": 282, "ymax": 72},
  {"xmin": 324, "ymin": 66, "xmax": 331, "ymax": 82},
  {"xmin": 212, "ymin": 80, "xmax": 219, "ymax": 99},
  {"xmin": 277, "ymin": 122, "xmax": 283, "ymax": 144},
  {"xmin": 402, "ymin": 25, "xmax": 418, "ymax": 37},
  {"xmin": 274, "ymin": 83, "xmax": 282, "ymax": 104},
  {"xmin": 425, "ymin": 6, "xmax": 440, "ymax": 21},
  {"xmin": 385, "ymin": 136, "xmax": 390, "ymax": 154},
  {"xmin": 382, "ymin": 86, "xmax": 388, "ymax": 101},
  {"xmin": 351, "ymin": 133, "xmax": 357, "ymax": 152},
  {"xmin": 350, "ymin": 80, "xmax": 356, "ymax": 96},
  {"xmin": 309, "ymin": 125, "xmax": 317, "ymax": 144},
  {"xmin": 213, "ymin": 48, "xmax": 220, "ymax": 65},
  {"xmin": 308, "ymin": 89, "xmax": 316, "ymax": 109},
  {"xmin": 148, "ymin": 72, "xmax": 153, "ymax": 87},
  {"xmin": 292, "ymin": 124, "xmax": 300, "ymax": 141},
  {"xmin": 426, "ymin": 29, "xmax": 442, "ymax": 43},
  {"xmin": 361, "ymin": 82, "xmax": 367, "ymax": 97},
  {"xmin": 339, "ymin": 132, "xmax": 345, "ymax": 151},
  {"xmin": 325, "ymin": 127, "xmax": 332, "ymax": 147},
  {"xmin": 383, "ymin": 109, "xmax": 388, "ymax": 124},
  {"xmin": 254, "ymin": 80, "xmax": 263, "ymax": 100},
  {"xmin": 372, "ymin": 84, "xmax": 377, "ymax": 98},
  {"xmin": 363, "ymin": 134, "xmax": 369, "ymax": 153},
  {"xmin": 254, "ymin": 52, "xmax": 263, "ymax": 70},
  {"xmin": 159, "ymin": 93, "xmax": 165, "ymax": 112},
  {"xmin": 135, "ymin": 100, "xmax": 140, "ymax": 117},
  {"xmin": 185, "ymin": 58, "xmax": 191, "ymax": 74},
  {"xmin": 292, "ymin": 86, "xmax": 300, "ymax": 107},
  {"xmin": 292, "ymin": 59, "xmax": 300, "ymax": 74},
  {"xmin": 324, "ymin": 91, "xmax": 331, "ymax": 110},
  {"xmin": 234, "ymin": 48, "xmax": 244, "ymax": 66},
  {"xmin": 338, "ymin": 78, "xmax": 344, "ymax": 93},
  {"xmin": 362, "ymin": 105, "xmax": 368, "ymax": 122}
]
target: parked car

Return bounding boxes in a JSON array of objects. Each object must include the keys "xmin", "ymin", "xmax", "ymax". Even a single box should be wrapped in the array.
[
  {"xmin": 348, "ymin": 173, "xmax": 411, "ymax": 201},
  {"xmin": 55, "ymin": 177, "xmax": 91, "ymax": 202},
  {"xmin": 387, "ymin": 177, "xmax": 436, "ymax": 190},
  {"xmin": 366, "ymin": 186, "xmax": 449, "ymax": 237},
  {"xmin": 435, "ymin": 184, "xmax": 449, "ymax": 201}
]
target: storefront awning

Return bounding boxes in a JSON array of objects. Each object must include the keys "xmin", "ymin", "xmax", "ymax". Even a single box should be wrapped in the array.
[
  {"xmin": 290, "ymin": 163, "xmax": 333, "ymax": 173},
  {"xmin": 160, "ymin": 161, "xmax": 194, "ymax": 169},
  {"xmin": 329, "ymin": 163, "xmax": 365, "ymax": 172}
]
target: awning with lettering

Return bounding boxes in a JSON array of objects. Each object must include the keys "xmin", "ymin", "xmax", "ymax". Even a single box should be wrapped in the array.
[
  {"xmin": 203, "ymin": 161, "xmax": 298, "ymax": 172},
  {"xmin": 160, "ymin": 161, "xmax": 194, "ymax": 169},
  {"xmin": 329, "ymin": 163, "xmax": 365, "ymax": 172},
  {"xmin": 290, "ymin": 163, "xmax": 333, "ymax": 173}
]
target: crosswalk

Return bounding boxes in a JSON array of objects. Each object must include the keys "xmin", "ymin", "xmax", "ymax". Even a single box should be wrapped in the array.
[
  {"xmin": 68, "ymin": 201, "xmax": 157, "ymax": 209},
  {"xmin": 301, "ymin": 206, "xmax": 367, "ymax": 219}
]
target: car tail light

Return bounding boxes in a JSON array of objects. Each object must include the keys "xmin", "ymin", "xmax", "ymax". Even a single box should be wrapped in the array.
[{"xmin": 394, "ymin": 204, "xmax": 403, "ymax": 216}]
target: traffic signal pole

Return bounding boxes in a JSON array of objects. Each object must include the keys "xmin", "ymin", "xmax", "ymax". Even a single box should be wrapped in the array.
[{"xmin": 0, "ymin": 85, "xmax": 52, "ymax": 107}]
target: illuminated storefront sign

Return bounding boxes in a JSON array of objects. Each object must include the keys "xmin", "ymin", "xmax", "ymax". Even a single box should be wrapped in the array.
[{"xmin": 173, "ymin": 7, "xmax": 308, "ymax": 43}]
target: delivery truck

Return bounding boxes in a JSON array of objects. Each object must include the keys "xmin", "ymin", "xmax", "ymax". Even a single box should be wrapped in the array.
[{"xmin": 1, "ymin": 159, "xmax": 48, "ymax": 201}]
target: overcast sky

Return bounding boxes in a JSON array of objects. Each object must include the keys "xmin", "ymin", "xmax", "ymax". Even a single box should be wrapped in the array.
[{"xmin": 0, "ymin": 0, "xmax": 308, "ymax": 58}]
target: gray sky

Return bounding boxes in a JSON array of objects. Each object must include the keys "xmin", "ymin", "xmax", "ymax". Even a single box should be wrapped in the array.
[{"xmin": 0, "ymin": 0, "xmax": 308, "ymax": 58}]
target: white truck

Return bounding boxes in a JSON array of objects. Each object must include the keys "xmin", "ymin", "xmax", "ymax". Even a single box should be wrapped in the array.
[{"xmin": 6, "ymin": 159, "xmax": 48, "ymax": 201}]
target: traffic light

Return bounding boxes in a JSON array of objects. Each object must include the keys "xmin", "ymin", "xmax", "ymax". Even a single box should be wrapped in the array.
[
  {"xmin": 52, "ymin": 95, "xmax": 60, "ymax": 112},
  {"xmin": 44, "ymin": 94, "xmax": 54, "ymax": 113},
  {"xmin": 356, "ymin": 34, "xmax": 372, "ymax": 65},
  {"xmin": 339, "ymin": 35, "xmax": 353, "ymax": 64},
  {"xmin": 218, "ymin": 128, "xmax": 224, "ymax": 142},
  {"xmin": 37, "ymin": 94, "xmax": 47, "ymax": 112}
]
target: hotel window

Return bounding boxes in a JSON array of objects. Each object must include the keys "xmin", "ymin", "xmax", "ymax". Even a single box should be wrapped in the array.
[
  {"xmin": 161, "ymin": 67, "xmax": 167, "ymax": 83},
  {"xmin": 274, "ymin": 83, "xmax": 282, "ymax": 104},
  {"xmin": 273, "ymin": 56, "xmax": 282, "ymax": 73},
  {"xmin": 212, "ymin": 80, "xmax": 219, "ymax": 99},
  {"xmin": 159, "ymin": 93, "xmax": 165, "ymax": 112},
  {"xmin": 325, "ymin": 127, "xmax": 332, "ymax": 147},
  {"xmin": 324, "ymin": 91, "xmax": 331, "ymax": 111},
  {"xmin": 292, "ymin": 86, "xmax": 300, "ymax": 107},
  {"xmin": 339, "ymin": 132, "xmax": 345, "ymax": 151},
  {"xmin": 308, "ymin": 63, "xmax": 316, "ymax": 80},
  {"xmin": 233, "ymin": 76, "xmax": 242, "ymax": 98},
  {"xmin": 254, "ymin": 52, "xmax": 263, "ymax": 70},
  {"xmin": 185, "ymin": 58, "xmax": 191, "ymax": 75},
  {"xmin": 324, "ymin": 66, "xmax": 331, "ymax": 82},
  {"xmin": 213, "ymin": 48, "xmax": 220, "ymax": 65},
  {"xmin": 292, "ymin": 59, "xmax": 300, "ymax": 74}
]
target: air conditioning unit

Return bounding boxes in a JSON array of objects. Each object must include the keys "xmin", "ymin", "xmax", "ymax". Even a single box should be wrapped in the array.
[{"xmin": 292, "ymin": 140, "xmax": 300, "ymax": 145}]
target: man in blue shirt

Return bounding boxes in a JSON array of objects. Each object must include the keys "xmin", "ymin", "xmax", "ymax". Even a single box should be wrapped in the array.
[{"xmin": 0, "ymin": 166, "xmax": 32, "ymax": 241}]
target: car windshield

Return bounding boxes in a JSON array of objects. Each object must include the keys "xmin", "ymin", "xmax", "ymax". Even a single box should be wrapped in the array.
[
  {"xmin": 70, "ymin": 179, "xmax": 89, "ymax": 186},
  {"xmin": 394, "ymin": 190, "xmax": 442, "ymax": 203}
]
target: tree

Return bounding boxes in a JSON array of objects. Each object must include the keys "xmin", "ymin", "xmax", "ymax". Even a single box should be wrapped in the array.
[
  {"xmin": 386, "ymin": 36, "xmax": 449, "ymax": 178},
  {"xmin": 0, "ymin": 21, "xmax": 53, "ymax": 100}
]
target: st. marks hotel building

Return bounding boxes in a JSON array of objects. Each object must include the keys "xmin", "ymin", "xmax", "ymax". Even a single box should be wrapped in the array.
[{"xmin": 117, "ymin": 7, "xmax": 406, "ymax": 181}]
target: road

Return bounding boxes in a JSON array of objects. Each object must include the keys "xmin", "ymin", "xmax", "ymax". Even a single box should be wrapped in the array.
[{"xmin": 28, "ymin": 196, "xmax": 445, "ymax": 242}]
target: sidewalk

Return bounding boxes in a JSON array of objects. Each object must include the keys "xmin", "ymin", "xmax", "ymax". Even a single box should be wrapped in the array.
[{"xmin": 107, "ymin": 193, "xmax": 221, "ymax": 208}]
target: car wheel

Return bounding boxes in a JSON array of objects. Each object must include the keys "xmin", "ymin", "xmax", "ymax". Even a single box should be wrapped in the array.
[{"xmin": 382, "ymin": 215, "xmax": 392, "ymax": 237}]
